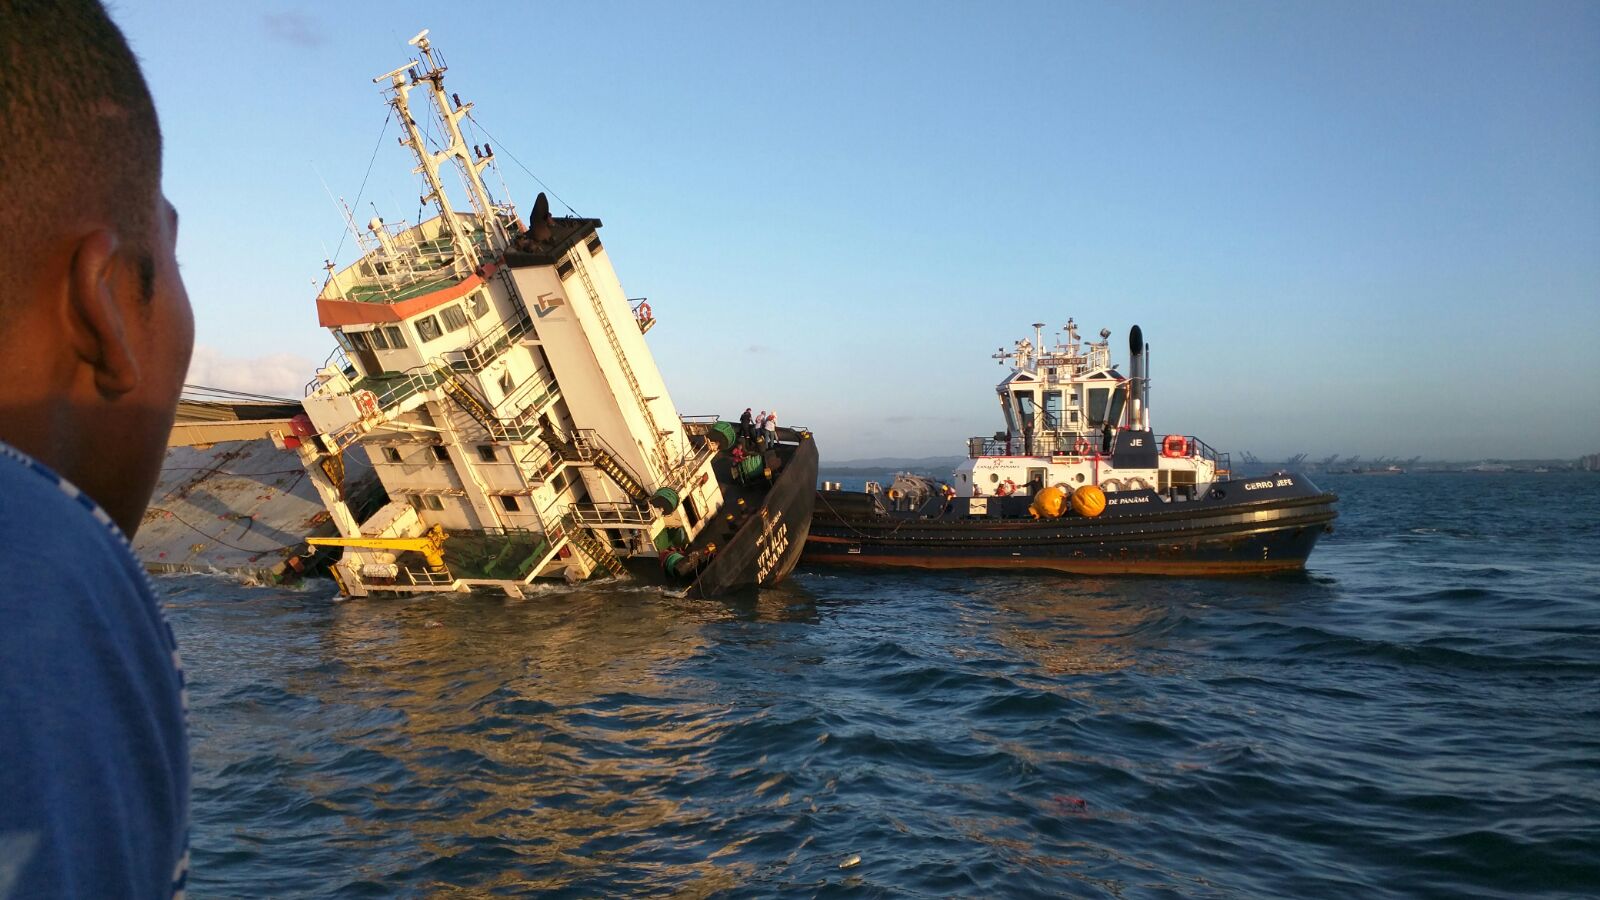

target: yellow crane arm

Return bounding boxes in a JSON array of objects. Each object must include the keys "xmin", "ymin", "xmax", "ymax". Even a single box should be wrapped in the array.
[{"xmin": 307, "ymin": 525, "xmax": 449, "ymax": 568}]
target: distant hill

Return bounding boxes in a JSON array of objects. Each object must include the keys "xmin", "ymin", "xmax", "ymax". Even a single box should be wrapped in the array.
[{"xmin": 819, "ymin": 456, "xmax": 965, "ymax": 475}]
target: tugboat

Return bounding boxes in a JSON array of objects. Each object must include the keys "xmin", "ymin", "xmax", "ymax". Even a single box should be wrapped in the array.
[
  {"xmin": 281, "ymin": 32, "xmax": 816, "ymax": 598},
  {"xmin": 804, "ymin": 319, "xmax": 1335, "ymax": 574}
]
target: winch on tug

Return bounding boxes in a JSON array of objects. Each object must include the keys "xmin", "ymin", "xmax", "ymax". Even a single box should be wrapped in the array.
[
  {"xmin": 279, "ymin": 31, "xmax": 816, "ymax": 598},
  {"xmin": 803, "ymin": 318, "xmax": 1337, "ymax": 575}
]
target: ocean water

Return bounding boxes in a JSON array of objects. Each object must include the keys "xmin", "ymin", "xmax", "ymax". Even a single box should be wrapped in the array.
[{"xmin": 162, "ymin": 473, "xmax": 1600, "ymax": 898}]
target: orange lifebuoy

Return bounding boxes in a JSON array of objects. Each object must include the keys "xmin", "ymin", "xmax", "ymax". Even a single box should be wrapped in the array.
[
  {"xmin": 1162, "ymin": 435, "xmax": 1188, "ymax": 458},
  {"xmin": 637, "ymin": 301, "xmax": 652, "ymax": 319},
  {"xmin": 995, "ymin": 478, "xmax": 1017, "ymax": 497},
  {"xmin": 1074, "ymin": 437, "xmax": 1091, "ymax": 456}
]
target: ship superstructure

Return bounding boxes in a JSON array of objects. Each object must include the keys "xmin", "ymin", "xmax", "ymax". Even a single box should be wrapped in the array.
[
  {"xmin": 286, "ymin": 32, "xmax": 812, "ymax": 597},
  {"xmin": 951, "ymin": 319, "xmax": 1224, "ymax": 500}
]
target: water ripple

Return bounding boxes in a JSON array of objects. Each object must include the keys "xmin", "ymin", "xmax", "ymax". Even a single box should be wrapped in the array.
[{"xmin": 163, "ymin": 474, "xmax": 1600, "ymax": 897}]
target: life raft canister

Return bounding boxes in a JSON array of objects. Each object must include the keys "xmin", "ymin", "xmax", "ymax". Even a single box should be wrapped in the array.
[{"xmin": 1162, "ymin": 435, "xmax": 1188, "ymax": 458}]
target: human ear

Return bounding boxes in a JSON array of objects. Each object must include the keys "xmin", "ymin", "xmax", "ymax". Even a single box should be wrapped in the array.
[{"xmin": 66, "ymin": 230, "xmax": 141, "ymax": 396}]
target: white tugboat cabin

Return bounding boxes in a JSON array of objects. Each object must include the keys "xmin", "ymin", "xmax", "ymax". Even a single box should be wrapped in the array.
[{"xmin": 949, "ymin": 318, "xmax": 1226, "ymax": 505}]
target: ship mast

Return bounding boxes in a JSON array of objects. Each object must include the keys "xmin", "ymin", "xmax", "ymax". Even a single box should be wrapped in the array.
[
  {"xmin": 375, "ymin": 29, "xmax": 506, "ymax": 271},
  {"xmin": 409, "ymin": 31, "xmax": 510, "ymax": 251}
]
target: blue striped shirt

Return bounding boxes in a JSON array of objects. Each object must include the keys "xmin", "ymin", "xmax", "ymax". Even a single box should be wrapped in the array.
[{"xmin": 0, "ymin": 441, "xmax": 189, "ymax": 899}]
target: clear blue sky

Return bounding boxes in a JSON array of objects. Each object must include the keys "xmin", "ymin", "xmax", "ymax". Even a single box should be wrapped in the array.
[{"xmin": 111, "ymin": 1, "xmax": 1599, "ymax": 461}]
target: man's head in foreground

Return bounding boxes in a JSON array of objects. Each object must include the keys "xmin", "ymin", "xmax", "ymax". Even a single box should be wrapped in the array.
[{"xmin": 0, "ymin": 0, "xmax": 194, "ymax": 537}]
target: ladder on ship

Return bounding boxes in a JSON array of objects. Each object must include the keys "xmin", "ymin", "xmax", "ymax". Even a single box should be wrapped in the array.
[
  {"xmin": 545, "ymin": 430, "xmax": 651, "ymax": 503},
  {"xmin": 565, "ymin": 248, "xmax": 673, "ymax": 476},
  {"xmin": 438, "ymin": 368, "xmax": 535, "ymax": 442},
  {"xmin": 560, "ymin": 516, "xmax": 626, "ymax": 577}
]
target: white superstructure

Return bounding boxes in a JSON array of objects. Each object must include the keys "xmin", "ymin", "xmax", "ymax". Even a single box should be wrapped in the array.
[
  {"xmin": 283, "ymin": 33, "xmax": 723, "ymax": 597},
  {"xmin": 949, "ymin": 319, "xmax": 1225, "ymax": 500}
]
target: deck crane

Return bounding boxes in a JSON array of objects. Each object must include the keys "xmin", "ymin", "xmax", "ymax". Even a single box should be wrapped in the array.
[{"xmin": 306, "ymin": 525, "xmax": 450, "ymax": 571}]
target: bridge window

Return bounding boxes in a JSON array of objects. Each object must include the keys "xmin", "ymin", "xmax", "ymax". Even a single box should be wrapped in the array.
[
  {"xmin": 469, "ymin": 292, "xmax": 489, "ymax": 319},
  {"xmin": 498, "ymin": 495, "xmax": 520, "ymax": 511},
  {"xmin": 383, "ymin": 325, "xmax": 406, "ymax": 348},
  {"xmin": 441, "ymin": 305, "xmax": 468, "ymax": 332},
  {"xmin": 416, "ymin": 315, "xmax": 442, "ymax": 343},
  {"xmin": 382, "ymin": 447, "xmax": 401, "ymax": 463},
  {"xmin": 1044, "ymin": 391, "xmax": 1062, "ymax": 429},
  {"xmin": 431, "ymin": 445, "xmax": 449, "ymax": 462},
  {"xmin": 477, "ymin": 445, "xmax": 496, "ymax": 462}
]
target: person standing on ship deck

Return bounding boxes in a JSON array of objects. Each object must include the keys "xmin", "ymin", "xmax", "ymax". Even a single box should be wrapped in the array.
[
  {"xmin": 0, "ymin": 1, "xmax": 194, "ymax": 896},
  {"xmin": 739, "ymin": 407, "xmax": 755, "ymax": 443},
  {"xmin": 764, "ymin": 412, "xmax": 779, "ymax": 448}
]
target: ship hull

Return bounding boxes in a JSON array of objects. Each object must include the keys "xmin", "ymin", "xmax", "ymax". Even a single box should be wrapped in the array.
[
  {"xmin": 803, "ymin": 473, "xmax": 1336, "ymax": 576},
  {"xmin": 687, "ymin": 431, "xmax": 818, "ymax": 597}
]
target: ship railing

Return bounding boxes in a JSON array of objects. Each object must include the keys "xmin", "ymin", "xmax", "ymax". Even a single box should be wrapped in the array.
[
  {"xmin": 572, "ymin": 503, "xmax": 653, "ymax": 527},
  {"xmin": 514, "ymin": 441, "xmax": 562, "ymax": 482},
  {"xmin": 968, "ymin": 432, "xmax": 1086, "ymax": 457},
  {"xmin": 304, "ymin": 345, "xmax": 358, "ymax": 397},
  {"xmin": 399, "ymin": 566, "xmax": 455, "ymax": 587},
  {"xmin": 442, "ymin": 309, "xmax": 536, "ymax": 373},
  {"xmin": 493, "ymin": 365, "xmax": 560, "ymax": 423}
]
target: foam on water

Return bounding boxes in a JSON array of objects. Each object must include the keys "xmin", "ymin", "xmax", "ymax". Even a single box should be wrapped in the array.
[{"xmin": 163, "ymin": 473, "xmax": 1600, "ymax": 897}]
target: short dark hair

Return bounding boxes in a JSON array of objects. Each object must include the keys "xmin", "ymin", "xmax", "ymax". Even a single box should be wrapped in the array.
[{"xmin": 0, "ymin": 0, "xmax": 162, "ymax": 305}]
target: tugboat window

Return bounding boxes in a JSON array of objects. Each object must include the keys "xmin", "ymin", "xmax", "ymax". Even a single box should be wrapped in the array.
[
  {"xmin": 424, "ymin": 495, "xmax": 444, "ymax": 511},
  {"xmin": 441, "ymin": 305, "xmax": 468, "ymax": 332},
  {"xmin": 382, "ymin": 447, "xmax": 401, "ymax": 463},
  {"xmin": 477, "ymin": 445, "xmax": 496, "ymax": 462},
  {"xmin": 416, "ymin": 315, "xmax": 442, "ymax": 342},
  {"xmin": 407, "ymin": 494, "xmax": 424, "ymax": 510},
  {"xmin": 683, "ymin": 495, "xmax": 700, "ymax": 527},
  {"xmin": 1087, "ymin": 387, "xmax": 1125, "ymax": 428},
  {"xmin": 469, "ymin": 293, "xmax": 489, "ymax": 318},
  {"xmin": 383, "ymin": 325, "xmax": 406, "ymax": 348},
  {"xmin": 368, "ymin": 327, "xmax": 390, "ymax": 350},
  {"xmin": 335, "ymin": 330, "xmax": 355, "ymax": 353},
  {"xmin": 431, "ymin": 445, "xmax": 449, "ymax": 462},
  {"xmin": 498, "ymin": 495, "xmax": 520, "ymax": 511},
  {"xmin": 1044, "ymin": 391, "xmax": 1063, "ymax": 428},
  {"xmin": 990, "ymin": 473, "xmax": 1000, "ymax": 483}
]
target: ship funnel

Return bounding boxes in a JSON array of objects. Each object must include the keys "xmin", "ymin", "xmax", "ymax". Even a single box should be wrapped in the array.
[
  {"xmin": 529, "ymin": 192, "xmax": 554, "ymax": 242},
  {"xmin": 1127, "ymin": 325, "xmax": 1145, "ymax": 430}
]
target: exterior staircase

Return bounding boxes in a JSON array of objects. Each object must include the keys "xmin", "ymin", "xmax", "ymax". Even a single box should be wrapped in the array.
[
  {"xmin": 560, "ymin": 515, "xmax": 626, "ymax": 577},
  {"xmin": 550, "ymin": 429, "xmax": 651, "ymax": 503}
]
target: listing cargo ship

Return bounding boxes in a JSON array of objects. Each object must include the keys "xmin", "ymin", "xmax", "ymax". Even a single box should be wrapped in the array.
[
  {"xmin": 804, "ymin": 319, "xmax": 1335, "ymax": 574},
  {"xmin": 274, "ymin": 32, "xmax": 814, "ymax": 598}
]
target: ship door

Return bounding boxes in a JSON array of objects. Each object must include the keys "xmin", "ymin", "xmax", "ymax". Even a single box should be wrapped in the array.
[
  {"xmin": 1027, "ymin": 467, "xmax": 1046, "ymax": 493},
  {"xmin": 348, "ymin": 329, "xmax": 383, "ymax": 378}
]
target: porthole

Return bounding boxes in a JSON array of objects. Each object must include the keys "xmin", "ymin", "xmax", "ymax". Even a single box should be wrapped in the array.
[{"xmin": 989, "ymin": 473, "xmax": 1000, "ymax": 483}]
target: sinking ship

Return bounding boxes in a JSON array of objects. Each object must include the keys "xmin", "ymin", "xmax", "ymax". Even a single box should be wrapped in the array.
[
  {"xmin": 805, "ymin": 319, "xmax": 1336, "ymax": 574},
  {"xmin": 269, "ymin": 32, "xmax": 814, "ymax": 598}
]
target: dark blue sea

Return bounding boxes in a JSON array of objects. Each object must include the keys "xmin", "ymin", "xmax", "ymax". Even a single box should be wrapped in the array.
[{"xmin": 161, "ymin": 473, "xmax": 1600, "ymax": 898}]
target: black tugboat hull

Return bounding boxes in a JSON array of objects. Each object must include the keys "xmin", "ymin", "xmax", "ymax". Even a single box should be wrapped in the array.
[
  {"xmin": 803, "ymin": 473, "xmax": 1337, "ymax": 576},
  {"xmin": 686, "ymin": 431, "xmax": 819, "ymax": 598}
]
